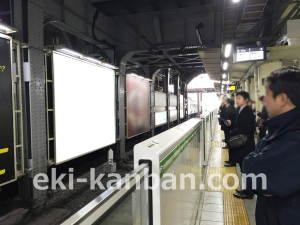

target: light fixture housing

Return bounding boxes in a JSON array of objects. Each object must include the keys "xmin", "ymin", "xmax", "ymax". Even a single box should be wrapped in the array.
[
  {"xmin": 224, "ymin": 44, "xmax": 232, "ymax": 58},
  {"xmin": 56, "ymin": 47, "xmax": 84, "ymax": 58},
  {"xmin": 126, "ymin": 73, "xmax": 152, "ymax": 82},
  {"xmin": 223, "ymin": 61, "xmax": 228, "ymax": 71},
  {"xmin": 0, "ymin": 23, "xmax": 17, "ymax": 34},
  {"xmin": 53, "ymin": 46, "xmax": 118, "ymax": 69},
  {"xmin": 85, "ymin": 57, "xmax": 102, "ymax": 64},
  {"xmin": 102, "ymin": 62, "xmax": 118, "ymax": 69}
]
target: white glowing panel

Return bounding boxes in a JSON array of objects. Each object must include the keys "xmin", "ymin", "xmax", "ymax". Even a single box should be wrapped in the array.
[
  {"xmin": 155, "ymin": 111, "xmax": 167, "ymax": 126},
  {"xmin": 52, "ymin": 52, "xmax": 116, "ymax": 164}
]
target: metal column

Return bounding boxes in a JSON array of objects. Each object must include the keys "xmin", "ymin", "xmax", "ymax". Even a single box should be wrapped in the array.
[
  {"xmin": 150, "ymin": 81, "xmax": 155, "ymax": 137},
  {"xmin": 13, "ymin": 0, "xmax": 47, "ymax": 207},
  {"xmin": 162, "ymin": 69, "xmax": 169, "ymax": 129},
  {"xmin": 254, "ymin": 63, "xmax": 260, "ymax": 134},
  {"xmin": 173, "ymin": 75, "xmax": 180, "ymax": 124}
]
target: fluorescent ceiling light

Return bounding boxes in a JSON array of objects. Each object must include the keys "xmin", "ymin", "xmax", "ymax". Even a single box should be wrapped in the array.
[
  {"xmin": 233, "ymin": 0, "xmax": 240, "ymax": 2},
  {"xmin": 224, "ymin": 44, "xmax": 232, "ymax": 58},
  {"xmin": 60, "ymin": 48, "xmax": 83, "ymax": 58},
  {"xmin": 222, "ymin": 73, "xmax": 227, "ymax": 79},
  {"xmin": 0, "ymin": 23, "xmax": 17, "ymax": 34},
  {"xmin": 223, "ymin": 61, "xmax": 228, "ymax": 70}
]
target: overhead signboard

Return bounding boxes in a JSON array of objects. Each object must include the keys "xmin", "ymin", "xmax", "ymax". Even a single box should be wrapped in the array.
[
  {"xmin": 233, "ymin": 46, "xmax": 266, "ymax": 63},
  {"xmin": 52, "ymin": 52, "xmax": 116, "ymax": 164},
  {"xmin": 230, "ymin": 86, "xmax": 236, "ymax": 91},
  {"xmin": 0, "ymin": 35, "xmax": 16, "ymax": 186}
]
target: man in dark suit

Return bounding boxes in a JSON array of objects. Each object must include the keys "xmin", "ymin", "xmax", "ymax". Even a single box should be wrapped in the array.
[
  {"xmin": 223, "ymin": 99, "xmax": 239, "ymax": 162},
  {"xmin": 225, "ymin": 91, "xmax": 255, "ymax": 199},
  {"xmin": 257, "ymin": 96, "xmax": 269, "ymax": 140},
  {"xmin": 219, "ymin": 99, "xmax": 227, "ymax": 134}
]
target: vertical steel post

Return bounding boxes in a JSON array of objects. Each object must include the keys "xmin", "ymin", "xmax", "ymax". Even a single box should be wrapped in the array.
[{"xmin": 13, "ymin": 0, "xmax": 47, "ymax": 207}]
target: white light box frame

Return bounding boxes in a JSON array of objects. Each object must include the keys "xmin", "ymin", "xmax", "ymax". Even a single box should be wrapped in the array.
[{"xmin": 52, "ymin": 51, "xmax": 116, "ymax": 164}]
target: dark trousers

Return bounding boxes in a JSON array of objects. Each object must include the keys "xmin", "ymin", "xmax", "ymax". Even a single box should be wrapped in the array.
[{"xmin": 239, "ymin": 162, "xmax": 254, "ymax": 196}]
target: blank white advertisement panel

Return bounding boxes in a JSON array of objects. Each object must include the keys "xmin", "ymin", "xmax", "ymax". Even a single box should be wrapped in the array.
[
  {"xmin": 180, "ymin": 94, "xmax": 184, "ymax": 118},
  {"xmin": 52, "ymin": 52, "xmax": 116, "ymax": 164},
  {"xmin": 154, "ymin": 92, "xmax": 167, "ymax": 107},
  {"xmin": 169, "ymin": 110, "xmax": 177, "ymax": 122},
  {"xmin": 169, "ymin": 95, "xmax": 177, "ymax": 107}
]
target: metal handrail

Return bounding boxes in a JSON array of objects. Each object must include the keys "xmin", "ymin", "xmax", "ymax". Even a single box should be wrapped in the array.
[{"xmin": 61, "ymin": 163, "xmax": 150, "ymax": 225}]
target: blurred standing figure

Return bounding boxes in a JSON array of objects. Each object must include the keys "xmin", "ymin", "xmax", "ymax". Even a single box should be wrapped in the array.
[
  {"xmin": 223, "ymin": 99, "xmax": 238, "ymax": 164},
  {"xmin": 218, "ymin": 99, "xmax": 227, "ymax": 133},
  {"xmin": 257, "ymin": 96, "xmax": 269, "ymax": 140}
]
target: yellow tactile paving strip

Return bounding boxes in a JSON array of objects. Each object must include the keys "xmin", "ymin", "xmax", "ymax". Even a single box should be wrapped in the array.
[{"xmin": 206, "ymin": 125, "xmax": 250, "ymax": 225}]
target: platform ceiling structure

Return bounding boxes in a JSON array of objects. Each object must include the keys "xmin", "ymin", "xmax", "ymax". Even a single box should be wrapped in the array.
[{"xmin": 33, "ymin": 0, "xmax": 298, "ymax": 87}]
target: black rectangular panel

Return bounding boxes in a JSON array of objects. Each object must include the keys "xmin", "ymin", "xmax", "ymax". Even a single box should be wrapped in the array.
[
  {"xmin": 0, "ymin": 36, "xmax": 15, "ymax": 186},
  {"xmin": 233, "ymin": 46, "xmax": 266, "ymax": 63}
]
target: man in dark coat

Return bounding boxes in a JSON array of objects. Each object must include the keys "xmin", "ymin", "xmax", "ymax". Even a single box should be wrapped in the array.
[
  {"xmin": 223, "ymin": 99, "xmax": 238, "ymax": 159},
  {"xmin": 225, "ymin": 91, "xmax": 255, "ymax": 199},
  {"xmin": 257, "ymin": 96, "xmax": 269, "ymax": 140},
  {"xmin": 243, "ymin": 67, "xmax": 300, "ymax": 225},
  {"xmin": 225, "ymin": 92, "xmax": 255, "ymax": 169},
  {"xmin": 219, "ymin": 99, "xmax": 227, "ymax": 132}
]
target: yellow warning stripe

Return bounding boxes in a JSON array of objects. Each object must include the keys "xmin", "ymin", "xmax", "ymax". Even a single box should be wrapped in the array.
[
  {"xmin": 0, "ymin": 169, "xmax": 5, "ymax": 175},
  {"xmin": 0, "ymin": 148, "xmax": 8, "ymax": 154}
]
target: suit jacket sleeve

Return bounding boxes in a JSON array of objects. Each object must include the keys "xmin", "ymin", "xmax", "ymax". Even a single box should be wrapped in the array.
[{"xmin": 230, "ymin": 109, "xmax": 254, "ymax": 136}]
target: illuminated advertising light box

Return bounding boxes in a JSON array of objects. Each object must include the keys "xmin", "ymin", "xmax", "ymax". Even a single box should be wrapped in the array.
[
  {"xmin": 155, "ymin": 92, "xmax": 167, "ymax": 107},
  {"xmin": 233, "ymin": 46, "xmax": 266, "ymax": 63},
  {"xmin": 169, "ymin": 110, "xmax": 177, "ymax": 122},
  {"xmin": 0, "ymin": 34, "xmax": 16, "ymax": 186},
  {"xmin": 180, "ymin": 94, "xmax": 184, "ymax": 118},
  {"xmin": 169, "ymin": 95, "xmax": 177, "ymax": 107},
  {"xmin": 231, "ymin": 86, "xmax": 236, "ymax": 91},
  {"xmin": 155, "ymin": 111, "xmax": 167, "ymax": 127},
  {"xmin": 126, "ymin": 76, "xmax": 150, "ymax": 138},
  {"xmin": 52, "ymin": 52, "xmax": 116, "ymax": 164}
]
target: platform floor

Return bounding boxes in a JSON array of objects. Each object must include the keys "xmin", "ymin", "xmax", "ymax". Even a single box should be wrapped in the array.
[{"xmin": 193, "ymin": 123, "xmax": 257, "ymax": 225}]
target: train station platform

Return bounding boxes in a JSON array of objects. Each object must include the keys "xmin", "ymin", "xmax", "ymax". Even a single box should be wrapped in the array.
[
  {"xmin": 198, "ymin": 124, "xmax": 257, "ymax": 225},
  {"xmin": 61, "ymin": 111, "xmax": 257, "ymax": 225}
]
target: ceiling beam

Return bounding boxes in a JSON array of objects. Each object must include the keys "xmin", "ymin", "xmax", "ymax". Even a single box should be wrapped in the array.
[{"xmin": 225, "ymin": 36, "xmax": 281, "ymax": 44}]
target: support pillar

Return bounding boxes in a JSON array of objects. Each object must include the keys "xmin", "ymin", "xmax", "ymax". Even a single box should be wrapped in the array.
[
  {"xmin": 13, "ymin": 0, "xmax": 47, "ymax": 208},
  {"xmin": 162, "ymin": 69, "xmax": 170, "ymax": 129},
  {"xmin": 173, "ymin": 75, "xmax": 180, "ymax": 124},
  {"xmin": 254, "ymin": 63, "xmax": 259, "ymax": 120}
]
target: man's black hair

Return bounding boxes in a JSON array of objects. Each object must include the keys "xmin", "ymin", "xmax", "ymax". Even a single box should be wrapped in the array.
[
  {"xmin": 267, "ymin": 67, "xmax": 300, "ymax": 107},
  {"xmin": 259, "ymin": 96, "xmax": 265, "ymax": 101},
  {"xmin": 236, "ymin": 91, "xmax": 250, "ymax": 101},
  {"xmin": 227, "ymin": 98, "xmax": 235, "ymax": 106}
]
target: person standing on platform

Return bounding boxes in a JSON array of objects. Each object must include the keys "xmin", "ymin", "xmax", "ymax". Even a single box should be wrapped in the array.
[
  {"xmin": 223, "ymin": 99, "xmax": 238, "ymax": 164},
  {"xmin": 243, "ymin": 67, "xmax": 300, "ymax": 225},
  {"xmin": 219, "ymin": 99, "xmax": 227, "ymax": 139},
  {"xmin": 225, "ymin": 91, "xmax": 255, "ymax": 199},
  {"xmin": 257, "ymin": 96, "xmax": 269, "ymax": 140}
]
